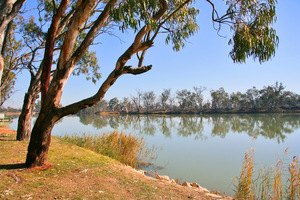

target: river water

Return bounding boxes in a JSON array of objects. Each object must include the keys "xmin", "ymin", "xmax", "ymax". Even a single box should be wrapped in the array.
[{"xmin": 9, "ymin": 113, "xmax": 300, "ymax": 196}]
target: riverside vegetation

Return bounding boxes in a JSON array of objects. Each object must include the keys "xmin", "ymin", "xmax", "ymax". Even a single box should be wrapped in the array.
[
  {"xmin": 234, "ymin": 147, "xmax": 300, "ymax": 199},
  {"xmin": 61, "ymin": 131, "xmax": 157, "ymax": 168}
]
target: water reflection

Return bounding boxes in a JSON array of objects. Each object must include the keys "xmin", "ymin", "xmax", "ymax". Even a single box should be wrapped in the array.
[{"xmin": 77, "ymin": 114, "xmax": 300, "ymax": 143}]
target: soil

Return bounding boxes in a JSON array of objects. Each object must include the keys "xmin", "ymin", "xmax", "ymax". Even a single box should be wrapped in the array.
[{"xmin": 0, "ymin": 127, "xmax": 234, "ymax": 200}]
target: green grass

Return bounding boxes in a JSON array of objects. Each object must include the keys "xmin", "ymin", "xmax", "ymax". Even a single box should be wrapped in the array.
[{"xmin": 61, "ymin": 130, "xmax": 156, "ymax": 168}]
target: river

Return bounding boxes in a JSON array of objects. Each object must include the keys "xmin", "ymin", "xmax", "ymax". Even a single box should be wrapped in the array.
[{"xmin": 9, "ymin": 113, "xmax": 300, "ymax": 196}]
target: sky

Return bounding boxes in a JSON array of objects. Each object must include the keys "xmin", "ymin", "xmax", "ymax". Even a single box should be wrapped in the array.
[{"xmin": 3, "ymin": 0, "xmax": 300, "ymax": 109}]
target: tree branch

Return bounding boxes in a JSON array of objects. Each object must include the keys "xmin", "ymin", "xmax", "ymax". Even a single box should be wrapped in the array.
[
  {"xmin": 123, "ymin": 65, "xmax": 152, "ymax": 75},
  {"xmin": 41, "ymin": 0, "xmax": 70, "ymax": 105},
  {"xmin": 151, "ymin": 0, "xmax": 191, "ymax": 42},
  {"xmin": 72, "ymin": 0, "xmax": 119, "ymax": 64}
]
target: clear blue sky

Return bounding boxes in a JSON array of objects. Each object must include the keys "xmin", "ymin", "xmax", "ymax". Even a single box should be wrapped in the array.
[{"xmin": 3, "ymin": 0, "xmax": 300, "ymax": 109}]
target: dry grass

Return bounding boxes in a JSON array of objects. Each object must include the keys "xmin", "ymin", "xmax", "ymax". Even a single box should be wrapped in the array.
[
  {"xmin": 62, "ymin": 131, "xmax": 156, "ymax": 168},
  {"xmin": 234, "ymin": 148, "xmax": 255, "ymax": 199},
  {"xmin": 235, "ymin": 147, "xmax": 300, "ymax": 200},
  {"xmin": 286, "ymin": 156, "xmax": 300, "ymax": 199}
]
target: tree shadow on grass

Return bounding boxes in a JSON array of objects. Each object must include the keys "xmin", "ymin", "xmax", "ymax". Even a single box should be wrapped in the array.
[{"xmin": 0, "ymin": 163, "xmax": 26, "ymax": 170}]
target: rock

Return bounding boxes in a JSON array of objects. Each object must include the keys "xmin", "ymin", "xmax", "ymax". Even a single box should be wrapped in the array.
[
  {"xmin": 181, "ymin": 181, "xmax": 192, "ymax": 187},
  {"xmin": 170, "ymin": 179, "xmax": 177, "ymax": 184},
  {"xmin": 198, "ymin": 186, "xmax": 209, "ymax": 192},
  {"xmin": 190, "ymin": 182, "xmax": 200, "ymax": 188},
  {"xmin": 155, "ymin": 171, "xmax": 170, "ymax": 181},
  {"xmin": 205, "ymin": 193, "xmax": 223, "ymax": 199},
  {"xmin": 135, "ymin": 169, "xmax": 146, "ymax": 175}
]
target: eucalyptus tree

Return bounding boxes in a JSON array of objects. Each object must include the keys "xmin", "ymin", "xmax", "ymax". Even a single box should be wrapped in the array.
[
  {"xmin": 0, "ymin": 0, "xmax": 26, "ymax": 101},
  {"xmin": 119, "ymin": 97, "xmax": 131, "ymax": 113},
  {"xmin": 159, "ymin": 88, "xmax": 171, "ymax": 111},
  {"xmin": 279, "ymin": 91, "xmax": 299, "ymax": 108},
  {"xmin": 142, "ymin": 91, "xmax": 156, "ymax": 113},
  {"xmin": 0, "ymin": 19, "xmax": 22, "ymax": 106},
  {"xmin": 16, "ymin": 1, "xmax": 101, "ymax": 140},
  {"xmin": 176, "ymin": 89, "xmax": 194, "ymax": 111},
  {"xmin": 210, "ymin": 87, "xmax": 230, "ymax": 110},
  {"xmin": 108, "ymin": 97, "xmax": 119, "ymax": 111},
  {"xmin": 193, "ymin": 86, "xmax": 206, "ymax": 110},
  {"xmin": 259, "ymin": 81, "xmax": 284, "ymax": 109},
  {"xmin": 25, "ymin": 0, "xmax": 279, "ymax": 168},
  {"xmin": 230, "ymin": 91, "xmax": 242, "ymax": 111},
  {"xmin": 0, "ymin": 67, "xmax": 17, "ymax": 106},
  {"xmin": 131, "ymin": 90, "xmax": 143, "ymax": 112}
]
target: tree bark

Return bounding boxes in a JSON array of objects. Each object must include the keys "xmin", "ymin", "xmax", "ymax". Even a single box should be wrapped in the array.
[
  {"xmin": 16, "ymin": 70, "xmax": 41, "ymax": 140},
  {"xmin": 25, "ymin": 112, "xmax": 57, "ymax": 167},
  {"xmin": 16, "ymin": 92, "xmax": 35, "ymax": 140}
]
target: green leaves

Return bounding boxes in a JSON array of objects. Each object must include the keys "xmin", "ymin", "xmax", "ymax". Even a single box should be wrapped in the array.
[
  {"xmin": 226, "ymin": 0, "xmax": 279, "ymax": 63},
  {"xmin": 165, "ymin": 3, "xmax": 199, "ymax": 51},
  {"xmin": 111, "ymin": 0, "xmax": 199, "ymax": 51},
  {"xmin": 74, "ymin": 50, "xmax": 101, "ymax": 84},
  {"xmin": 111, "ymin": 0, "xmax": 156, "ymax": 32}
]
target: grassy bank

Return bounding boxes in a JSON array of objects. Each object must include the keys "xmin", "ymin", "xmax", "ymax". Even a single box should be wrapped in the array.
[{"xmin": 0, "ymin": 129, "xmax": 230, "ymax": 199}]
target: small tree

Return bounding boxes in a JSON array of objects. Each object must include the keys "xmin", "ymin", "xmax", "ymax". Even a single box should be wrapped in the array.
[
  {"xmin": 142, "ymin": 91, "xmax": 156, "ymax": 113},
  {"xmin": 193, "ymin": 86, "xmax": 206, "ymax": 110},
  {"xmin": 131, "ymin": 90, "xmax": 143, "ymax": 113},
  {"xmin": 259, "ymin": 82, "xmax": 285, "ymax": 110},
  {"xmin": 211, "ymin": 87, "xmax": 230, "ymax": 110},
  {"xmin": 108, "ymin": 97, "xmax": 119, "ymax": 111},
  {"xmin": 160, "ymin": 88, "xmax": 171, "ymax": 111}
]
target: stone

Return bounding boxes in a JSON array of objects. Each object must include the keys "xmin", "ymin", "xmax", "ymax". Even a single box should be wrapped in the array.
[
  {"xmin": 181, "ymin": 181, "xmax": 192, "ymax": 187},
  {"xmin": 190, "ymin": 182, "xmax": 200, "ymax": 188},
  {"xmin": 155, "ymin": 171, "xmax": 170, "ymax": 181},
  {"xmin": 170, "ymin": 179, "xmax": 177, "ymax": 184}
]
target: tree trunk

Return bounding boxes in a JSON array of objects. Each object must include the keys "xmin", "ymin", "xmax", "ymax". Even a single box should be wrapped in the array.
[
  {"xmin": 17, "ymin": 93, "xmax": 34, "ymax": 140},
  {"xmin": 17, "ymin": 69, "xmax": 41, "ymax": 141},
  {"xmin": 16, "ymin": 90, "xmax": 39, "ymax": 140},
  {"xmin": 25, "ymin": 112, "xmax": 57, "ymax": 167}
]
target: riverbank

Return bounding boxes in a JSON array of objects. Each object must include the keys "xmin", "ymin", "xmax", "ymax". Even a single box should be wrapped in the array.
[{"xmin": 0, "ymin": 128, "xmax": 232, "ymax": 199}]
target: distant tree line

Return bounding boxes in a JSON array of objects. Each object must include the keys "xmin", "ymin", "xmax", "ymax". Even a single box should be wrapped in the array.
[{"xmin": 77, "ymin": 82, "xmax": 300, "ymax": 115}]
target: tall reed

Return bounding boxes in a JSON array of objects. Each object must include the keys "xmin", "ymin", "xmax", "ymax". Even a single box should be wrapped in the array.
[
  {"xmin": 235, "ymin": 147, "xmax": 300, "ymax": 200},
  {"xmin": 62, "ymin": 131, "xmax": 155, "ymax": 168},
  {"xmin": 234, "ymin": 148, "xmax": 255, "ymax": 199},
  {"xmin": 286, "ymin": 156, "xmax": 300, "ymax": 200}
]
